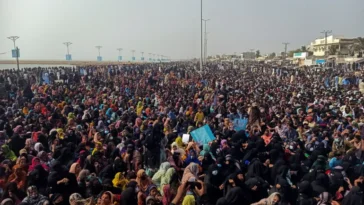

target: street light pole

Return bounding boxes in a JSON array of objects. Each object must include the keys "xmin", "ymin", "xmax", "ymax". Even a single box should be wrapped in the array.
[
  {"xmin": 63, "ymin": 42, "xmax": 72, "ymax": 55},
  {"xmin": 282, "ymin": 43, "xmax": 290, "ymax": 58},
  {"xmin": 95, "ymin": 46, "xmax": 102, "ymax": 56},
  {"xmin": 131, "ymin": 50, "xmax": 135, "ymax": 61},
  {"xmin": 202, "ymin": 19, "xmax": 210, "ymax": 64},
  {"xmin": 7, "ymin": 36, "xmax": 20, "ymax": 70},
  {"xmin": 200, "ymin": 0, "xmax": 203, "ymax": 71},
  {"xmin": 117, "ymin": 48, "xmax": 123, "ymax": 62}
]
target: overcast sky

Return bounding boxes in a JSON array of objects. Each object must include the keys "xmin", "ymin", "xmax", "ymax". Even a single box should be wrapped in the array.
[{"xmin": 0, "ymin": 0, "xmax": 363, "ymax": 61}]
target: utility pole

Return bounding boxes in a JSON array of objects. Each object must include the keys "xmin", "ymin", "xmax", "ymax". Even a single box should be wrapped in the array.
[
  {"xmin": 117, "ymin": 48, "xmax": 123, "ymax": 61},
  {"xmin": 321, "ymin": 30, "xmax": 332, "ymax": 56},
  {"xmin": 7, "ymin": 36, "xmax": 20, "ymax": 70},
  {"xmin": 95, "ymin": 46, "xmax": 102, "ymax": 56},
  {"xmin": 63, "ymin": 42, "xmax": 72, "ymax": 56},
  {"xmin": 200, "ymin": 0, "xmax": 203, "ymax": 71},
  {"xmin": 282, "ymin": 42, "xmax": 290, "ymax": 58},
  {"xmin": 131, "ymin": 50, "xmax": 135, "ymax": 61},
  {"xmin": 95, "ymin": 46, "xmax": 102, "ymax": 61},
  {"xmin": 63, "ymin": 42, "xmax": 72, "ymax": 61},
  {"xmin": 202, "ymin": 19, "xmax": 210, "ymax": 64}
]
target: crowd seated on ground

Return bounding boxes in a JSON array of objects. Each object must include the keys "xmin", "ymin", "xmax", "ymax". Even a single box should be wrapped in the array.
[{"xmin": 0, "ymin": 62, "xmax": 364, "ymax": 205}]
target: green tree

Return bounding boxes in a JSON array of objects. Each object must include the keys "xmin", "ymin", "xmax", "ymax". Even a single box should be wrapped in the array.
[
  {"xmin": 255, "ymin": 50, "xmax": 261, "ymax": 58},
  {"xmin": 268, "ymin": 52, "xmax": 276, "ymax": 59},
  {"xmin": 301, "ymin": 46, "xmax": 307, "ymax": 52}
]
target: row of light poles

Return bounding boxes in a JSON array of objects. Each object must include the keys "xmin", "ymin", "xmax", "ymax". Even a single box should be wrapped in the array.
[
  {"xmin": 5, "ymin": 36, "xmax": 169, "ymax": 64},
  {"xmin": 62, "ymin": 42, "xmax": 168, "ymax": 62}
]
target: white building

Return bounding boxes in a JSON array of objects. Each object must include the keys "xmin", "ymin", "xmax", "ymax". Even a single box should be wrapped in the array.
[{"xmin": 308, "ymin": 35, "xmax": 355, "ymax": 57}]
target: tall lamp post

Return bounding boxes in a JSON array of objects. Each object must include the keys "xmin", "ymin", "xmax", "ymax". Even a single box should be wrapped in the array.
[
  {"xmin": 7, "ymin": 36, "xmax": 20, "ymax": 70},
  {"xmin": 202, "ymin": 19, "xmax": 210, "ymax": 64},
  {"xmin": 282, "ymin": 43, "xmax": 289, "ymax": 59},
  {"xmin": 95, "ymin": 46, "xmax": 102, "ymax": 61},
  {"xmin": 200, "ymin": 0, "xmax": 203, "ymax": 71},
  {"xmin": 63, "ymin": 42, "xmax": 72, "ymax": 61},
  {"xmin": 131, "ymin": 50, "xmax": 135, "ymax": 61},
  {"xmin": 117, "ymin": 48, "xmax": 123, "ymax": 62}
]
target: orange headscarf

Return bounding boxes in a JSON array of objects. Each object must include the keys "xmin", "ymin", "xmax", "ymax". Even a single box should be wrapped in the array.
[{"xmin": 136, "ymin": 169, "xmax": 151, "ymax": 192}]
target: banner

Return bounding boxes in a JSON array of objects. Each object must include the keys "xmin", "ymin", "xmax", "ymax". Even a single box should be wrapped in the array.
[
  {"xmin": 66, "ymin": 54, "xmax": 72, "ymax": 61},
  {"xmin": 132, "ymin": 57, "xmax": 136, "ymax": 61},
  {"xmin": 233, "ymin": 117, "xmax": 248, "ymax": 131},
  {"xmin": 97, "ymin": 56, "xmax": 102, "ymax": 61},
  {"xmin": 141, "ymin": 57, "xmax": 144, "ymax": 61},
  {"xmin": 118, "ymin": 56, "xmax": 122, "ymax": 61},
  {"xmin": 190, "ymin": 125, "xmax": 215, "ymax": 145},
  {"xmin": 12, "ymin": 49, "xmax": 20, "ymax": 58}
]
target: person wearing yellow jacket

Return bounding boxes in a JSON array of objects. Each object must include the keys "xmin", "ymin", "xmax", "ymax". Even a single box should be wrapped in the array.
[{"xmin": 194, "ymin": 108, "xmax": 204, "ymax": 126}]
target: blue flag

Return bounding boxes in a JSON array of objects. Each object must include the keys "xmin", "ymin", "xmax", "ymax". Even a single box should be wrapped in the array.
[{"xmin": 190, "ymin": 125, "xmax": 215, "ymax": 145}]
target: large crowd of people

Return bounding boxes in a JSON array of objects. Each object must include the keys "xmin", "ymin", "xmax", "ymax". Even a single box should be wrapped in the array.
[{"xmin": 0, "ymin": 62, "xmax": 364, "ymax": 205}]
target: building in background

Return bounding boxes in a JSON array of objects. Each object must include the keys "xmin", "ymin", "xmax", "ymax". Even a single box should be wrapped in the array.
[{"xmin": 308, "ymin": 35, "xmax": 355, "ymax": 57}]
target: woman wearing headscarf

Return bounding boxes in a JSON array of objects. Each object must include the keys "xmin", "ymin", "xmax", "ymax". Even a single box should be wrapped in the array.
[
  {"xmin": 123, "ymin": 144, "xmax": 142, "ymax": 173},
  {"xmin": 199, "ymin": 144, "xmax": 212, "ymax": 158},
  {"xmin": 181, "ymin": 163, "xmax": 199, "ymax": 183},
  {"xmin": 1, "ymin": 182, "xmax": 26, "ymax": 204},
  {"xmin": 97, "ymin": 191, "xmax": 114, "ymax": 205},
  {"xmin": 316, "ymin": 192, "xmax": 336, "ymax": 205},
  {"xmin": 341, "ymin": 186, "xmax": 363, "ymax": 205},
  {"xmin": 245, "ymin": 177, "xmax": 269, "ymax": 204},
  {"xmin": 171, "ymin": 142, "xmax": 185, "ymax": 158},
  {"xmin": 184, "ymin": 149, "xmax": 201, "ymax": 166},
  {"xmin": 1, "ymin": 145, "xmax": 17, "ymax": 162},
  {"xmin": 311, "ymin": 173, "xmax": 329, "ymax": 197},
  {"xmin": 27, "ymin": 165, "xmax": 49, "ymax": 195},
  {"xmin": 136, "ymin": 169, "xmax": 153, "ymax": 194},
  {"xmin": 201, "ymin": 152, "xmax": 214, "ymax": 174},
  {"xmin": 274, "ymin": 165, "xmax": 294, "ymax": 204},
  {"xmin": 69, "ymin": 192, "xmax": 91, "ymax": 205},
  {"xmin": 136, "ymin": 102, "xmax": 144, "ymax": 116},
  {"xmin": 28, "ymin": 157, "xmax": 49, "ymax": 173},
  {"xmin": 8, "ymin": 166, "xmax": 27, "ymax": 191},
  {"xmin": 112, "ymin": 172, "xmax": 129, "ymax": 191},
  {"xmin": 175, "ymin": 137, "xmax": 184, "ymax": 150},
  {"xmin": 152, "ymin": 162, "xmax": 171, "ymax": 189},
  {"xmin": 48, "ymin": 160, "xmax": 78, "ymax": 200},
  {"xmin": 121, "ymin": 181, "xmax": 138, "ymax": 205},
  {"xmin": 22, "ymin": 186, "xmax": 49, "ymax": 205},
  {"xmin": 251, "ymin": 192, "xmax": 281, "ymax": 205},
  {"xmin": 77, "ymin": 169, "xmax": 90, "ymax": 196},
  {"xmin": 162, "ymin": 183, "xmax": 173, "ymax": 205},
  {"xmin": 296, "ymin": 181, "xmax": 316, "ymax": 205},
  {"xmin": 216, "ymin": 187, "xmax": 246, "ymax": 205}
]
